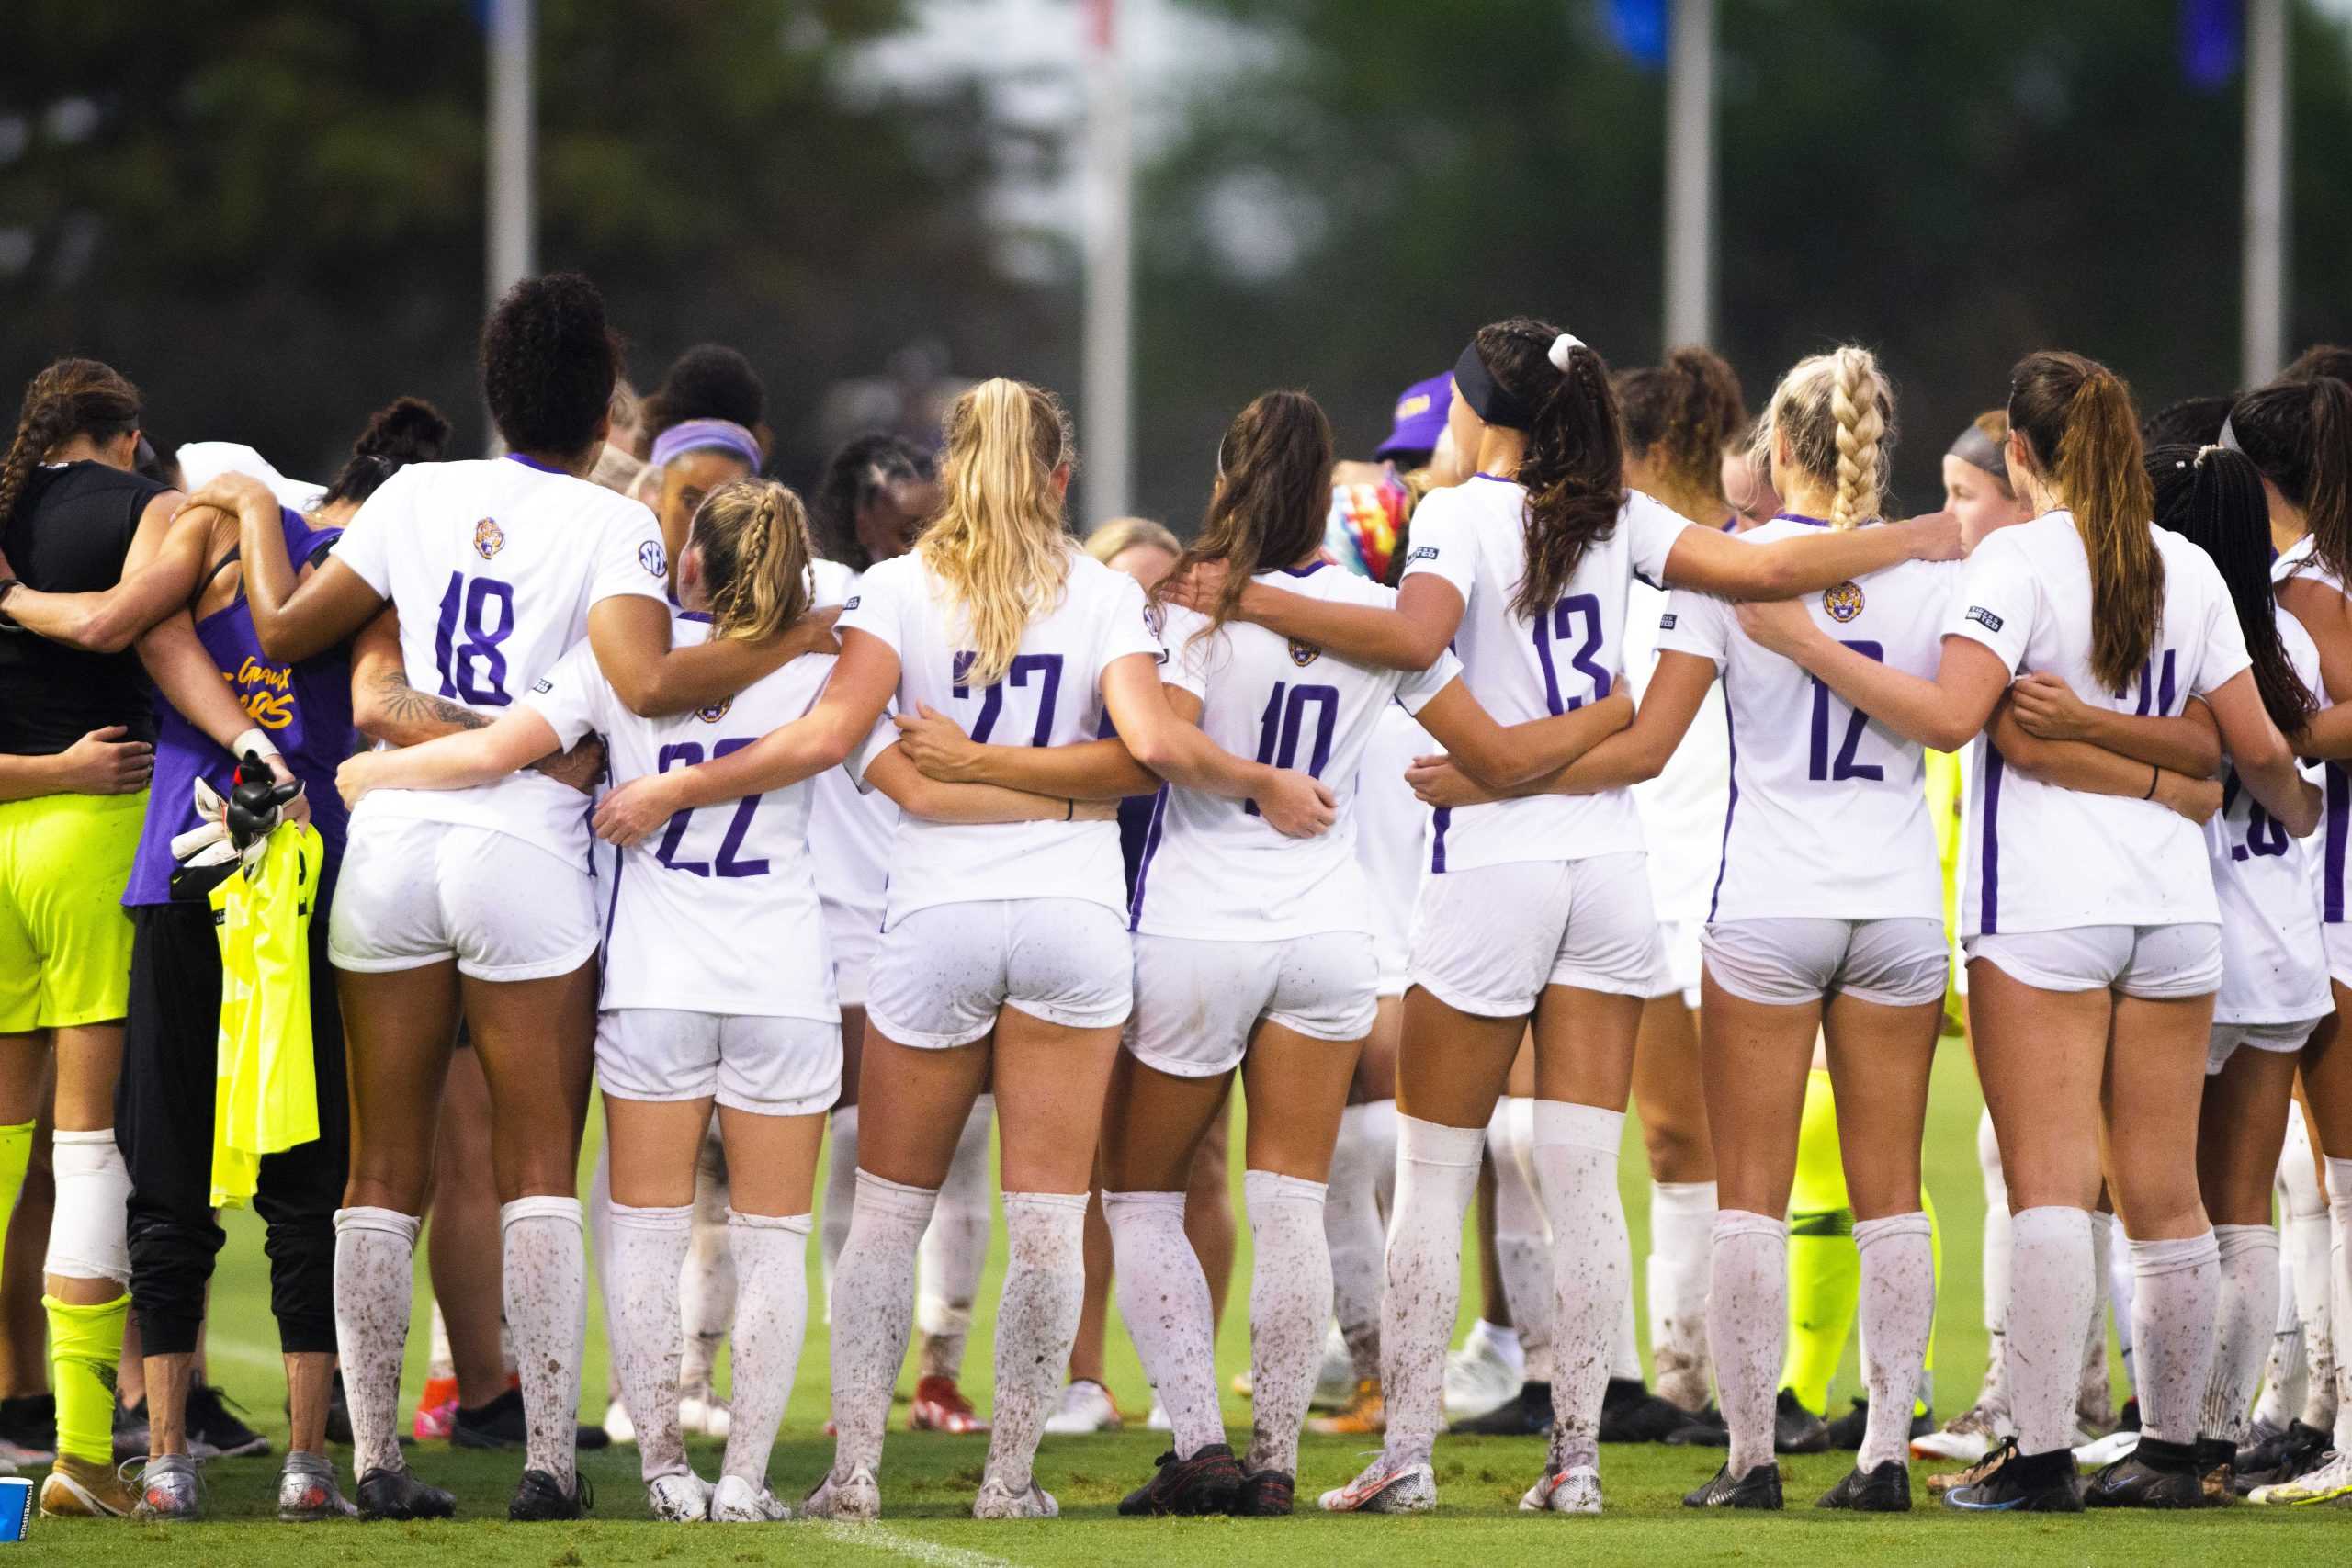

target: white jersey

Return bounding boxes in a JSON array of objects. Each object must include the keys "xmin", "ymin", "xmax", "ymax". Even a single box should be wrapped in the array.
[
  {"xmin": 2208, "ymin": 608, "xmax": 2329, "ymax": 1023},
  {"xmin": 1953, "ymin": 511, "xmax": 2249, "ymax": 935},
  {"xmin": 524, "ymin": 618, "xmax": 840, "ymax": 1020},
  {"xmin": 331, "ymin": 456, "xmax": 668, "ymax": 863},
  {"xmin": 1135, "ymin": 564, "xmax": 1460, "ymax": 940},
  {"xmin": 806, "ymin": 558, "xmax": 899, "ymax": 937},
  {"xmin": 1657, "ymin": 518, "xmax": 1955, "ymax": 923},
  {"xmin": 841, "ymin": 547, "xmax": 1164, "ymax": 925},
  {"xmin": 2274, "ymin": 536, "xmax": 2352, "ymax": 926},
  {"xmin": 1624, "ymin": 575, "xmax": 1730, "ymax": 922},
  {"xmin": 1356, "ymin": 702, "xmax": 1435, "ymax": 977},
  {"xmin": 1400, "ymin": 476, "xmax": 1693, "ymax": 874}
]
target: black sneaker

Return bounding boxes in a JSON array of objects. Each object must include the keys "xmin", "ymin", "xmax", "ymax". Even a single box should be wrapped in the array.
[
  {"xmin": 1118, "ymin": 1443, "xmax": 1242, "ymax": 1517},
  {"xmin": 0, "ymin": 1393, "xmax": 56, "ymax": 1466},
  {"xmin": 1942, "ymin": 1438, "xmax": 2083, "ymax": 1512},
  {"xmin": 509, "ymin": 1466, "xmax": 593, "ymax": 1521},
  {"xmin": 356, "ymin": 1465, "xmax": 457, "ymax": 1520},
  {"xmin": 187, "ymin": 1384, "xmax": 271, "ymax": 1459},
  {"xmin": 2114, "ymin": 1397, "xmax": 2140, "ymax": 1433},
  {"xmin": 1816, "ymin": 1459, "xmax": 1912, "ymax": 1511},
  {"xmin": 451, "ymin": 1386, "xmax": 611, "ymax": 1452},
  {"xmin": 1683, "ymin": 1461, "xmax": 1783, "ymax": 1508},
  {"xmin": 1451, "ymin": 1380, "xmax": 1549, "ymax": 1436},
  {"xmin": 1599, "ymin": 1378, "xmax": 1697, "ymax": 1443},
  {"xmin": 2193, "ymin": 1437, "xmax": 2235, "ymax": 1506},
  {"xmin": 113, "ymin": 1399, "xmax": 152, "ymax": 1462},
  {"xmin": 2085, "ymin": 1436, "xmax": 2205, "ymax": 1509},
  {"xmin": 1773, "ymin": 1389, "xmax": 1831, "ymax": 1454},
  {"xmin": 1232, "ymin": 1468, "xmax": 1294, "ymax": 1516},
  {"xmin": 1823, "ymin": 1395, "xmax": 1935, "ymax": 1450},
  {"xmin": 2233, "ymin": 1418, "xmax": 2330, "ymax": 1492},
  {"xmin": 1664, "ymin": 1404, "xmax": 1729, "ymax": 1446}
]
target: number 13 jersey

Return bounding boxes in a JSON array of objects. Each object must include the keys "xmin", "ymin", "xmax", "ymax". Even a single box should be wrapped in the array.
[{"xmin": 1657, "ymin": 518, "xmax": 1955, "ymax": 924}]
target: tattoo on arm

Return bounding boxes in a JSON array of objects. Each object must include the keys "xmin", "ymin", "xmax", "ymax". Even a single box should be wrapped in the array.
[{"xmin": 375, "ymin": 669, "xmax": 490, "ymax": 734}]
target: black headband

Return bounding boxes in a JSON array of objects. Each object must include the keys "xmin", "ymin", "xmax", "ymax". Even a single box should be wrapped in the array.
[
  {"xmin": 1946, "ymin": 424, "xmax": 2007, "ymax": 481},
  {"xmin": 1453, "ymin": 342, "xmax": 1533, "ymax": 431}
]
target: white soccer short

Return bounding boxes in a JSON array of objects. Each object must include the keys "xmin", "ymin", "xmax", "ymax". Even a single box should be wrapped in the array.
[
  {"xmin": 2206, "ymin": 1017, "xmax": 2324, "ymax": 1077},
  {"xmin": 1963, "ymin": 923, "xmax": 2222, "ymax": 1000},
  {"xmin": 596, "ymin": 1008, "xmax": 842, "ymax": 1115},
  {"xmin": 1408, "ymin": 852, "xmax": 1661, "ymax": 1017},
  {"xmin": 822, "ymin": 895, "xmax": 881, "ymax": 1010},
  {"xmin": 329, "ymin": 818, "xmax": 598, "ymax": 982},
  {"xmin": 1702, "ymin": 917, "xmax": 1949, "ymax": 1009},
  {"xmin": 1125, "ymin": 931, "xmax": 1378, "ymax": 1077},
  {"xmin": 1646, "ymin": 918, "xmax": 1703, "ymax": 1008},
  {"xmin": 867, "ymin": 897, "xmax": 1132, "ymax": 1050},
  {"xmin": 2325, "ymin": 924, "xmax": 2352, "ymax": 992}
]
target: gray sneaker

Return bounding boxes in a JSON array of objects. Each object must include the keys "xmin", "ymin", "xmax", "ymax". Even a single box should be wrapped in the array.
[
  {"xmin": 130, "ymin": 1452, "xmax": 200, "ymax": 1520},
  {"xmin": 277, "ymin": 1451, "xmax": 358, "ymax": 1521}
]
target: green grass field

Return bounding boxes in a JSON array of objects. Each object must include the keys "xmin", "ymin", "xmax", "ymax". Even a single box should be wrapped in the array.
[{"xmin": 28, "ymin": 1045, "xmax": 2350, "ymax": 1563}]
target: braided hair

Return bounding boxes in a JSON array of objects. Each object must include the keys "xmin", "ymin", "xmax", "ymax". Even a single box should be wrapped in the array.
[{"xmin": 0, "ymin": 358, "xmax": 142, "ymax": 526}]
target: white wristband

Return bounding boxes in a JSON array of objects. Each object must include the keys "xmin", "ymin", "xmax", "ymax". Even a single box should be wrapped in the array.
[{"xmin": 232, "ymin": 727, "xmax": 282, "ymax": 762}]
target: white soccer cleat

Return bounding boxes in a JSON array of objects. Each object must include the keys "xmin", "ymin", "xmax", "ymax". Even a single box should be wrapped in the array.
[
  {"xmin": 1145, "ymin": 1400, "xmax": 1171, "ymax": 1433},
  {"xmin": 1520, "ymin": 1463, "xmax": 1602, "ymax": 1515},
  {"xmin": 1042, "ymin": 1379, "xmax": 1122, "ymax": 1436},
  {"xmin": 803, "ymin": 1462, "xmax": 880, "ymax": 1523},
  {"xmin": 2073, "ymin": 1429, "xmax": 2139, "ymax": 1469},
  {"xmin": 648, "ymin": 1471, "xmax": 715, "ymax": 1522},
  {"xmin": 603, "ymin": 1398, "xmax": 638, "ymax": 1446},
  {"xmin": 710, "ymin": 1473, "xmax": 791, "ymax": 1521},
  {"xmin": 1318, "ymin": 1453, "xmax": 1437, "ymax": 1514},
  {"xmin": 2248, "ymin": 1450, "xmax": 2352, "ymax": 1506},
  {"xmin": 1310, "ymin": 1324, "xmax": 1356, "ymax": 1411},
  {"xmin": 678, "ymin": 1383, "xmax": 733, "ymax": 1439},
  {"xmin": 972, "ymin": 1474, "xmax": 1060, "ymax": 1519},
  {"xmin": 1444, "ymin": 1319, "xmax": 1526, "ymax": 1423},
  {"xmin": 1912, "ymin": 1402, "xmax": 2005, "ymax": 1463}
]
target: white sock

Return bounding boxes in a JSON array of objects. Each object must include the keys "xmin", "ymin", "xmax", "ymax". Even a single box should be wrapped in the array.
[
  {"xmin": 1361, "ymin": 1098, "xmax": 1398, "ymax": 1214},
  {"xmin": 2252, "ymin": 1234, "xmax": 2305, "ymax": 1434},
  {"xmin": 1853, "ymin": 1212, "xmax": 1934, "ymax": 1471},
  {"xmin": 917, "ymin": 1094, "xmax": 994, "ymax": 1378},
  {"xmin": 427, "ymin": 1301, "xmax": 454, "ymax": 1383},
  {"xmin": 2325, "ymin": 1157, "xmax": 2352, "ymax": 1450},
  {"xmin": 334, "ymin": 1206, "xmax": 421, "ymax": 1481},
  {"xmin": 503, "ymin": 1196, "xmax": 587, "ymax": 1487},
  {"xmin": 2289, "ymin": 1116, "xmax": 2335, "ymax": 1429},
  {"xmin": 1325, "ymin": 1103, "xmax": 1386, "ymax": 1382},
  {"xmin": 2009, "ymin": 1206, "xmax": 2095, "ymax": 1454},
  {"xmin": 986, "ymin": 1191, "xmax": 1088, "ymax": 1491},
  {"xmin": 2130, "ymin": 1230, "xmax": 2219, "ymax": 1445},
  {"xmin": 1649, "ymin": 1179, "xmax": 1716, "ymax": 1410},
  {"xmin": 681, "ymin": 1124, "xmax": 736, "ymax": 1391},
  {"xmin": 1711, "ymin": 1209, "xmax": 1788, "ymax": 1476},
  {"xmin": 820, "ymin": 1105, "xmax": 860, "ymax": 1322},
  {"xmin": 828, "ymin": 1170, "xmax": 935, "ymax": 1475},
  {"xmin": 1243, "ymin": 1170, "xmax": 1330, "ymax": 1476},
  {"xmin": 586, "ymin": 1145, "xmax": 613, "ymax": 1359},
  {"xmin": 1611, "ymin": 1234, "xmax": 1645, "ymax": 1384},
  {"xmin": 1106, "ymin": 1189, "xmax": 1222, "ymax": 1458},
  {"xmin": 2101, "ymin": 1213, "xmax": 2130, "ymax": 1412},
  {"xmin": 722, "ymin": 1209, "xmax": 813, "ymax": 1485},
  {"xmin": 605, "ymin": 1202, "xmax": 694, "ymax": 1481},
  {"xmin": 1531, "ymin": 1100, "xmax": 1630, "ymax": 1478},
  {"xmin": 1487, "ymin": 1098, "xmax": 1554, "ymax": 1382},
  {"xmin": 2201, "ymin": 1224, "xmax": 2278, "ymax": 1445},
  {"xmin": 1378, "ymin": 1115, "xmax": 1485, "ymax": 1466},
  {"xmin": 1976, "ymin": 1110, "xmax": 2011, "ymax": 1412}
]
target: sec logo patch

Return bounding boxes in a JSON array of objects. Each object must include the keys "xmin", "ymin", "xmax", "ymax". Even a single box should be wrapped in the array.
[
  {"xmin": 1823, "ymin": 581, "xmax": 1864, "ymax": 623},
  {"xmin": 639, "ymin": 540, "xmax": 667, "ymax": 579},
  {"xmin": 1288, "ymin": 638, "xmax": 1322, "ymax": 667},
  {"xmin": 473, "ymin": 518, "xmax": 505, "ymax": 559}
]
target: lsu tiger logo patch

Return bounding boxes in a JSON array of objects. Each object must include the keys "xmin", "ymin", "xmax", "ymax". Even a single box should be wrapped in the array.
[
  {"xmin": 1288, "ymin": 638, "xmax": 1322, "ymax": 667},
  {"xmin": 697, "ymin": 698, "xmax": 732, "ymax": 724},
  {"xmin": 473, "ymin": 518, "xmax": 505, "ymax": 559},
  {"xmin": 1823, "ymin": 581, "xmax": 1864, "ymax": 623}
]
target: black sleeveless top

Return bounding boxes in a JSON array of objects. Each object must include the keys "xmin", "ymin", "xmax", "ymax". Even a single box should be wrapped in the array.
[{"xmin": 0, "ymin": 461, "xmax": 166, "ymax": 754}]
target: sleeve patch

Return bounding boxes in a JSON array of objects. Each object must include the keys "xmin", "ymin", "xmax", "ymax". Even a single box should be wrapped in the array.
[
  {"xmin": 1409, "ymin": 545, "xmax": 1439, "ymax": 561},
  {"xmin": 1657, "ymin": 612, "xmax": 1677, "ymax": 629},
  {"xmin": 638, "ymin": 539, "xmax": 667, "ymax": 579},
  {"xmin": 1965, "ymin": 605, "xmax": 2004, "ymax": 633}
]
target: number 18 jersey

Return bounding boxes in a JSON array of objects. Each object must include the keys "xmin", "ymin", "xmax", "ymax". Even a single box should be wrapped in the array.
[{"xmin": 1134, "ymin": 564, "xmax": 1460, "ymax": 941}]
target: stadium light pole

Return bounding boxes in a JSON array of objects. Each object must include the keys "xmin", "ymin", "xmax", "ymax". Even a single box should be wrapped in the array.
[
  {"xmin": 487, "ymin": 0, "xmax": 537, "ymax": 310},
  {"xmin": 2242, "ymin": 0, "xmax": 2289, "ymax": 386},
  {"xmin": 1662, "ymin": 0, "xmax": 1716, "ymax": 350},
  {"xmin": 1081, "ymin": 0, "xmax": 1135, "ymax": 526}
]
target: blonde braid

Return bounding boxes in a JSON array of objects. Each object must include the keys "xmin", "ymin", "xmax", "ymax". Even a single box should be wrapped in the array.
[{"xmin": 1827, "ymin": 346, "xmax": 1888, "ymax": 527}]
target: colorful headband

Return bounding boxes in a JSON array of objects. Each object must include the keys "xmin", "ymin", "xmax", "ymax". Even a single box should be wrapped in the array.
[
  {"xmin": 650, "ymin": 418, "xmax": 763, "ymax": 474},
  {"xmin": 1946, "ymin": 423, "xmax": 2008, "ymax": 481}
]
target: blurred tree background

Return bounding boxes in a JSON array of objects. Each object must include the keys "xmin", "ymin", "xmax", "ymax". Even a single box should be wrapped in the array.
[{"xmin": 4, "ymin": 0, "xmax": 2348, "ymax": 525}]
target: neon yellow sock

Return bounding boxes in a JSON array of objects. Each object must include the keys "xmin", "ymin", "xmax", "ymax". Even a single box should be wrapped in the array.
[
  {"xmin": 0, "ymin": 1122, "xmax": 29, "ymax": 1284},
  {"xmin": 1781, "ymin": 1069, "xmax": 1855, "ymax": 1415},
  {"xmin": 45, "ymin": 1292, "xmax": 129, "ymax": 1466}
]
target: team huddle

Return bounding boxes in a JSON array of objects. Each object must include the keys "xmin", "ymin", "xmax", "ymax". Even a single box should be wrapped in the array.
[{"xmin": 1, "ymin": 268, "xmax": 2349, "ymax": 1529}]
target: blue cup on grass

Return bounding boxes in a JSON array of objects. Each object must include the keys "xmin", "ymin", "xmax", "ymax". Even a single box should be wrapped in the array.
[{"xmin": 0, "ymin": 1475, "xmax": 29, "ymax": 1540}]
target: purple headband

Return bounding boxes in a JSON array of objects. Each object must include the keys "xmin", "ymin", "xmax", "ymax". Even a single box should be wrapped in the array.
[{"xmin": 650, "ymin": 418, "xmax": 763, "ymax": 473}]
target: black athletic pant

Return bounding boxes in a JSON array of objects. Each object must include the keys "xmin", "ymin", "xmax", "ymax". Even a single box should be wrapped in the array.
[{"xmin": 116, "ymin": 898, "xmax": 350, "ymax": 1358}]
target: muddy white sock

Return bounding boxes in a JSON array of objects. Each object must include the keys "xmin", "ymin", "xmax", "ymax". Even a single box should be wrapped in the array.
[
  {"xmin": 829, "ymin": 1170, "xmax": 935, "ymax": 1475},
  {"xmin": 1649, "ymin": 1179, "xmax": 1716, "ymax": 1410},
  {"xmin": 681, "ymin": 1127, "xmax": 736, "ymax": 1391},
  {"xmin": 334, "ymin": 1206, "xmax": 420, "ymax": 1481},
  {"xmin": 2131, "ymin": 1230, "xmax": 2219, "ymax": 1445},
  {"xmin": 1853, "ymin": 1212, "xmax": 1934, "ymax": 1471},
  {"xmin": 2200, "ymin": 1224, "xmax": 2278, "ymax": 1445},
  {"xmin": 1243, "ymin": 1170, "xmax": 1329, "ymax": 1476},
  {"xmin": 1361, "ymin": 1098, "xmax": 1398, "ymax": 1213},
  {"xmin": 2252, "ymin": 1233, "xmax": 2304, "ymax": 1434},
  {"xmin": 820, "ymin": 1106, "xmax": 860, "ymax": 1321},
  {"xmin": 1325, "ymin": 1102, "xmax": 1386, "ymax": 1382},
  {"xmin": 722, "ymin": 1209, "xmax": 813, "ymax": 1485},
  {"xmin": 1487, "ymin": 1098, "xmax": 1555, "ymax": 1382},
  {"xmin": 503, "ymin": 1196, "xmax": 587, "ymax": 1488},
  {"xmin": 605, "ymin": 1201, "xmax": 694, "ymax": 1482},
  {"xmin": 2290, "ymin": 1126, "xmax": 2335, "ymax": 1430},
  {"xmin": 1531, "ymin": 1100, "xmax": 1629, "ymax": 1478},
  {"xmin": 1106, "ymin": 1189, "xmax": 1220, "ymax": 1457},
  {"xmin": 1711, "ymin": 1209, "xmax": 1788, "ymax": 1476},
  {"xmin": 2009, "ymin": 1206, "xmax": 2095, "ymax": 1454},
  {"xmin": 2325, "ymin": 1157, "xmax": 2352, "ymax": 1450},
  {"xmin": 1977, "ymin": 1111, "xmax": 2011, "ymax": 1412},
  {"xmin": 986, "ymin": 1190, "xmax": 1087, "ymax": 1491},
  {"xmin": 1379, "ymin": 1115, "xmax": 1485, "ymax": 1467},
  {"xmin": 917, "ymin": 1094, "xmax": 994, "ymax": 1379}
]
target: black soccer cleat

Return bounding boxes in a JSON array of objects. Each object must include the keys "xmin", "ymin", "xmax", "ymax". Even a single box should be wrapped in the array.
[
  {"xmin": 1683, "ymin": 1461, "xmax": 1783, "ymax": 1509},
  {"xmin": 509, "ymin": 1466, "xmax": 593, "ymax": 1521},
  {"xmin": 1119, "ymin": 1443, "xmax": 1242, "ymax": 1517},
  {"xmin": 356, "ymin": 1466, "xmax": 457, "ymax": 1521},
  {"xmin": 1232, "ymin": 1468, "xmax": 1295, "ymax": 1516},
  {"xmin": 2084, "ymin": 1436, "xmax": 2206, "ymax": 1509},
  {"xmin": 2193, "ymin": 1437, "xmax": 2235, "ymax": 1506},
  {"xmin": 1824, "ymin": 1395, "xmax": 1934, "ymax": 1451},
  {"xmin": 2233, "ymin": 1418, "xmax": 2330, "ymax": 1492},
  {"xmin": 1599, "ymin": 1377, "xmax": 1699, "ymax": 1443},
  {"xmin": 1773, "ymin": 1388, "xmax": 1832, "ymax": 1454},
  {"xmin": 1663, "ymin": 1404, "xmax": 1729, "ymax": 1446},
  {"xmin": 1942, "ymin": 1438, "xmax": 2083, "ymax": 1512},
  {"xmin": 1816, "ymin": 1459, "xmax": 1912, "ymax": 1511},
  {"xmin": 451, "ymin": 1386, "xmax": 611, "ymax": 1451},
  {"xmin": 1450, "ymin": 1379, "xmax": 1550, "ymax": 1436},
  {"xmin": 187, "ymin": 1384, "xmax": 272, "ymax": 1460}
]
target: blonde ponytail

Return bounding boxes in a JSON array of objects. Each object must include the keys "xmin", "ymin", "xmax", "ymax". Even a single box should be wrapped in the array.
[
  {"xmin": 695, "ymin": 479, "xmax": 814, "ymax": 645},
  {"xmin": 918, "ymin": 378, "xmax": 1077, "ymax": 687},
  {"xmin": 1752, "ymin": 345, "xmax": 1894, "ymax": 530}
]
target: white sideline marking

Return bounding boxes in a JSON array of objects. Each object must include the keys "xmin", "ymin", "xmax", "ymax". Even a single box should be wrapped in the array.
[{"xmin": 814, "ymin": 1521, "xmax": 1019, "ymax": 1568}]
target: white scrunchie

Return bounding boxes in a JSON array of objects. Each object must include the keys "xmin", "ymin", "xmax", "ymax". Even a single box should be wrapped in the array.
[{"xmin": 1548, "ymin": 333, "xmax": 1585, "ymax": 372}]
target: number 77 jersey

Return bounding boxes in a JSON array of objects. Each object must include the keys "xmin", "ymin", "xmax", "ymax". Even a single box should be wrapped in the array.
[
  {"xmin": 1134, "ymin": 565, "xmax": 1459, "ymax": 940},
  {"xmin": 1656, "ymin": 518, "xmax": 1956, "ymax": 924}
]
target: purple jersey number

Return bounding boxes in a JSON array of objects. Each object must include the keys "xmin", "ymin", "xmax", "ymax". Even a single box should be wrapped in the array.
[
  {"xmin": 433, "ymin": 572, "xmax": 516, "ymax": 705},
  {"xmin": 952, "ymin": 651, "xmax": 1065, "ymax": 746},
  {"xmin": 1533, "ymin": 592, "xmax": 1610, "ymax": 715},
  {"xmin": 650, "ymin": 739, "xmax": 769, "ymax": 877},
  {"xmin": 1808, "ymin": 639, "xmax": 1885, "ymax": 782},
  {"xmin": 1243, "ymin": 681, "xmax": 1339, "ymax": 817}
]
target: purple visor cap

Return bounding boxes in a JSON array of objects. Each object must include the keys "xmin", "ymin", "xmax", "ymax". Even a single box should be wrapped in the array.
[{"xmin": 1374, "ymin": 372, "xmax": 1453, "ymax": 459}]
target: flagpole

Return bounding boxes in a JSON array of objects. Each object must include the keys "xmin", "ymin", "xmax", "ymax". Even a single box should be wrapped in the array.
[
  {"xmin": 1662, "ymin": 0, "xmax": 1716, "ymax": 348},
  {"xmin": 2242, "ymin": 0, "xmax": 2288, "ymax": 386}
]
